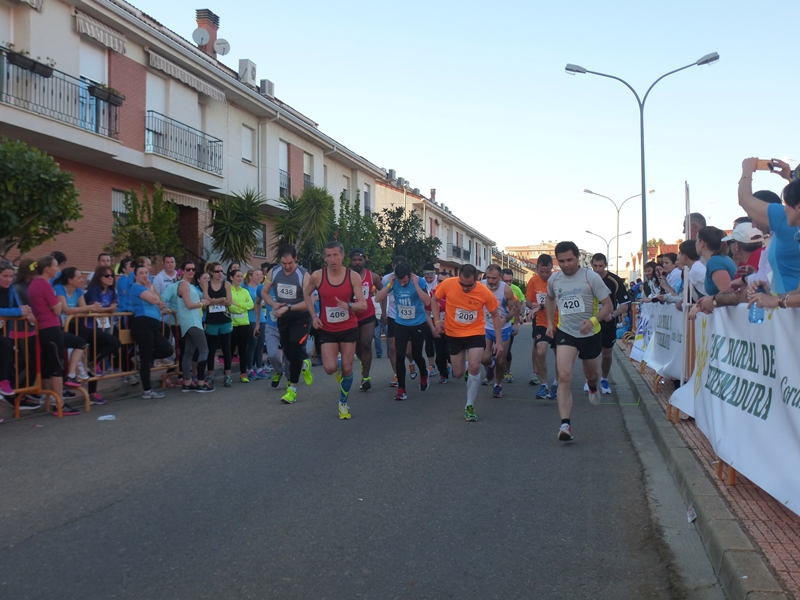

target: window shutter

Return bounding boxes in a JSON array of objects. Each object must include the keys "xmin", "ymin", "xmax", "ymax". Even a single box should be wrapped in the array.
[
  {"xmin": 79, "ymin": 41, "xmax": 107, "ymax": 84},
  {"xmin": 241, "ymin": 125, "xmax": 253, "ymax": 162}
]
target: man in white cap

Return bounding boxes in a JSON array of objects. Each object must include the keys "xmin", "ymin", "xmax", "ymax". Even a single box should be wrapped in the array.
[{"xmin": 708, "ymin": 222, "xmax": 764, "ymax": 308}]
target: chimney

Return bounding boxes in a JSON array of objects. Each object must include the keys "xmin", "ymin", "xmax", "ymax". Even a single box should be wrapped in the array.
[
  {"xmin": 430, "ymin": 188, "xmax": 436, "ymax": 201},
  {"xmin": 196, "ymin": 9, "xmax": 220, "ymax": 59}
]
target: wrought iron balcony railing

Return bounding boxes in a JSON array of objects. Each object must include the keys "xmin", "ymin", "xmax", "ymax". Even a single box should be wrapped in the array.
[
  {"xmin": 279, "ymin": 169, "xmax": 290, "ymax": 197},
  {"xmin": 145, "ymin": 110, "xmax": 223, "ymax": 175}
]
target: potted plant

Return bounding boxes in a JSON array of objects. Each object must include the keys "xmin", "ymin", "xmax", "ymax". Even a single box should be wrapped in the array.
[
  {"xmin": 5, "ymin": 44, "xmax": 35, "ymax": 71},
  {"xmin": 31, "ymin": 56, "xmax": 55, "ymax": 78},
  {"xmin": 106, "ymin": 87, "xmax": 126, "ymax": 107},
  {"xmin": 88, "ymin": 83, "xmax": 111, "ymax": 102}
]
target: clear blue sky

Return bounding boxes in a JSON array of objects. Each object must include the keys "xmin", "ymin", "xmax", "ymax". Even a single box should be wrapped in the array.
[{"xmin": 131, "ymin": 0, "xmax": 795, "ymax": 268}]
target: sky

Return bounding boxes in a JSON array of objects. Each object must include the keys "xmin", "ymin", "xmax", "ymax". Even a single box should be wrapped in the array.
[{"xmin": 130, "ymin": 0, "xmax": 797, "ymax": 270}]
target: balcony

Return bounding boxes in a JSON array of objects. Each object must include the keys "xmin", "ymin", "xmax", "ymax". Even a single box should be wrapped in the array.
[
  {"xmin": 462, "ymin": 249, "xmax": 471, "ymax": 262},
  {"xmin": 1, "ymin": 50, "xmax": 119, "ymax": 138},
  {"xmin": 303, "ymin": 173, "xmax": 313, "ymax": 190},
  {"xmin": 145, "ymin": 110, "xmax": 223, "ymax": 175},
  {"xmin": 279, "ymin": 169, "xmax": 290, "ymax": 198},
  {"xmin": 448, "ymin": 243, "xmax": 462, "ymax": 259}
]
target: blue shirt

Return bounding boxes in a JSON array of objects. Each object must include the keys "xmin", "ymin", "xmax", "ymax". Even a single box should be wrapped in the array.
[
  {"xmin": 704, "ymin": 255, "xmax": 737, "ymax": 296},
  {"xmin": 767, "ymin": 203, "xmax": 800, "ymax": 293},
  {"xmin": 262, "ymin": 285, "xmax": 278, "ymax": 328},
  {"xmin": 247, "ymin": 285, "xmax": 266, "ymax": 324},
  {"xmin": 392, "ymin": 278, "xmax": 428, "ymax": 327},
  {"xmin": 117, "ymin": 274, "xmax": 132, "ymax": 311},
  {"xmin": 129, "ymin": 283, "xmax": 162, "ymax": 320},
  {"xmin": 53, "ymin": 284, "xmax": 83, "ymax": 309}
]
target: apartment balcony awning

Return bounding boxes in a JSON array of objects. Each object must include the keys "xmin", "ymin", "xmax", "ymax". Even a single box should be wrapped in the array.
[
  {"xmin": 163, "ymin": 189, "xmax": 208, "ymax": 211},
  {"xmin": 73, "ymin": 9, "xmax": 126, "ymax": 54},
  {"xmin": 20, "ymin": 0, "xmax": 43, "ymax": 11},
  {"xmin": 147, "ymin": 50, "xmax": 226, "ymax": 104}
]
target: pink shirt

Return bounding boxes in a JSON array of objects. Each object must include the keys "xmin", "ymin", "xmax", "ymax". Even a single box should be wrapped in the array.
[{"xmin": 28, "ymin": 277, "xmax": 61, "ymax": 330}]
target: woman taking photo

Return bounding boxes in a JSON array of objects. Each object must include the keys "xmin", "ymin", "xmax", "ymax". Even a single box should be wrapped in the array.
[
  {"xmin": 202, "ymin": 262, "xmax": 233, "ymax": 387},
  {"xmin": 173, "ymin": 261, "xmax": 213, "ymax": 392},
  {"xmin": 229, "ymin": 269, "xmax": 254, "ymax": 383},
  {"xmin": 129, "ymin": 264, "xmax": 173, "ymax": 399}
]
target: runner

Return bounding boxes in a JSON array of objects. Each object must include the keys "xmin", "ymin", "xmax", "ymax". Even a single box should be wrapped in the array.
[
  {"xmin": 481, "ymin": 264, "xmax": 519, "ymax": 399},
  {"xmin": 589, "ymin": 253, "xmax": 630, "ymax": 394},
  {"xmin": 500, "ymin": 268, "xmax": 525, "ymax": 383},
  {"xmin": 261, "ymin": 245, "xmax": 314, "ymax": 404},
  {"xmin": 432, "ymin": 271, "xmax": 451, "ymax": 383},
  {"xmin": 304, "ymin": 241, "xmax": 367, "ymax": 419},
  {"xmin": 374, "ymin": 262, "xmax": 433, "ymax": 400},
  {"xmin": 380, "ymin": 256, "xmax": 414, "ymax": 387},
  {"xmin": 545, "ymin": 242, "xmax": 613, "ymax": 442},
  {"xmin": 349, "ymin": 248, "xmax": 382, "ymax": 391},
  {"xmin": 431, "ymin": 264, "xmax": 504, "ymax": 421},
  {"xmin": 525, "ymin": 254, "xmax": 558, "ymax": 399},
  {"xmin": 422, "ymin": 263, "xmax": 438, "ymax": 377}
]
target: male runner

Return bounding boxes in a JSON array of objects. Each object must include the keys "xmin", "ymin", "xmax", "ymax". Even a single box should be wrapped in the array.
[
  {"xmin": 380, "ymin": 256, "xmax": 415, "ymax": 386},
  {"xmin": 545, "ymin": 242, "xmax": 612, "ymax": 442},
  {"xmin": 374, "ymin": 262, "xmax": 433, "ymax": 400},
  {"xmin": 261, "ymin": 245, "xmax": 314, "ymax": 404},
  {"xmin": 525, "ymin": 254, "xmax": 558, "ymax": 399},
  {"xmin": 481, "ymin": 265, "xmax": 519, "ymax": 398},
  {"xmin": 431, "ymin": 264, "xmax": 504, "ymax": 421},
  {"xmin": 422, "ymin": 263, "xmax": 438, "ymax": 377},
  {"xmin": 304, "ymin": 241, "xmax": 367, "ymax": 420},
  {"xmin": 588, "ymin": 253, "xmax": 630, "ymax": 394},
  {"xmin": 349, "ymin": 248, "xmax": 382, "ymax": 391},
  {"xmin": 501, "ymin": 268, "xmax": 525, "ymax": 383}
]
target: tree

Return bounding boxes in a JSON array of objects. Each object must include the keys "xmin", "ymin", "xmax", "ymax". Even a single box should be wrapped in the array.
[
  {"xmin": 374, "ymin": 205, "xmax": 441, "ymax": 273},
  {"xmin": 333, "ymin": 189, "xmax": 390, "ymax": 271},
  {"xmin": 106, "ymin": 184, "xmax": 182, "ymax": 260},
  {"xmin": 208, "ymin": 189, "xmax": 266, "ymax": 265},
  {"xmin": 647, "ymin": 237, "xmax": 666, "ymax": 247},
  {"xmin": 272, "ymin": 186, "xmax": 334, "ymax": 270},
  {"xmin": 0, "ymin": 137, "xmax": 82, "ymax": 261}
]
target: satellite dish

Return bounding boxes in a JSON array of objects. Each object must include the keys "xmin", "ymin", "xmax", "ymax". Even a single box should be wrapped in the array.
[
  {"xmin": 214, "ymin": 38, "xmax": 231, "ymax": 56},
  {"xmin": 192, "ymin": 27, "xmax": 211, "ymax": 46}
]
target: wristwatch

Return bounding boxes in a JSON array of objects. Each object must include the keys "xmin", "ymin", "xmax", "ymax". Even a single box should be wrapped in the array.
[{"xmin": 711, "ymin": 296, "xmax": 718, "ymax": 307}]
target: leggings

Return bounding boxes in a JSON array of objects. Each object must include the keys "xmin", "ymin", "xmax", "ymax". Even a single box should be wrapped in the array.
[
  {"xmin": 434, "ymin": 333, "xmax": 450, "ymax": 378},
  {"xmin": 0, "ymin": 335, "xmax": 14, "ymax": 383},
  {"xmin": 424, "ymin": 325, "xmax": 435, "ymax": 359},
  {"xmin": 81, "ymin": 325, "xmax": 122, "ymax": 367},
  {"xmin": 278, "ymin": 315, "xmax": 310, "ymax": 384},
  {"xmin": 206, "ymin": 331, "xmax": 232, "ymax": 374},
  {"xmin": 131, "ymin": 316, "xmax": 173, "ymax": 391},
  {"xmin": 232, "ymin": 324, "xmax": 252, "ymax": 374},
  {"xmin": 182, "ymin": 327, "xmax": 208, "ymax": 381},
  {"xmin": 394, "ymin": 323, "xmax": 427, "ymax": 391},
  {"xmin": 247, "ymin": 322, "xmax": 265, "ymax": 371}
]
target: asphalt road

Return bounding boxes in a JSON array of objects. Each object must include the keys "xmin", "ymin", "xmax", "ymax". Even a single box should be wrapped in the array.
[{"xmin": 1, "ymin": 325, "xmax": 677, "ymax": 599}]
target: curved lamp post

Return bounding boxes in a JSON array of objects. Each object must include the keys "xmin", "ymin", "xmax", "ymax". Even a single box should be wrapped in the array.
[
  {"xmin": 566, "ymin": 52, "xmax": 719, "ymax": 264},
  {"xmin": 586, "ymin": 230, "xmax": 631, "ymax": 270}
]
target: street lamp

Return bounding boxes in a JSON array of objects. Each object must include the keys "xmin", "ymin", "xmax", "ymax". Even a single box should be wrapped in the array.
[
  {"xmin": 586, "ymin": 230, "xmax": 631, "ymax": 269},
  {"xmin": 584, "ymin": 189, "xmax": 655, "ymax": 274},
  {"xmin": 566, "ymin": 52, "xmax": 719, "ymax": 263}
]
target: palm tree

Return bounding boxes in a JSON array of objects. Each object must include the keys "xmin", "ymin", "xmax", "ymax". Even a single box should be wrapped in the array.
[
  {"xmin": 208, "ymin": 188, "xmax": 265, "ymax": 265},
  {"xmin": 272, "ymin": 186, "xmax": 334, "ymax": 262}
]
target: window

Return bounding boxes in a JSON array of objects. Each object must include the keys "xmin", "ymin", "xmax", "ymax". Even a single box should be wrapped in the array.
[
  {"xmin": 0, "ymin": 6, "xmax": 12, "ymax": 49},
  {"xmin": 241, "ymin": 125, "xmax": 254, "ymax": 163},
  {"xmin": 254, "ymin": 225, "xmax": 266, "ymax": 257},
  {"xmin": 112, "ymin": 189, "xmax": 127, "ymax": 231},
  {"xmin": 342, "ymin": 175, "xmax": 350, "ymax": 200},
  {"xmin": 364, "ymin": 183, "xmax": 371, "ymax": 213},
  {"xmin": 279, "ymin": 141, "xmax": 289, "ymax": 197},
  {"xmin": 303, "ymin": 152, "xmax": 313, "ymax": 189},
  {"xmin": 79, "ymin": 42, "xmax": 108, "ymax": 133},
  {"xmin": 323, "ymin": 164, "xmax": 328, "ymax": 189}
]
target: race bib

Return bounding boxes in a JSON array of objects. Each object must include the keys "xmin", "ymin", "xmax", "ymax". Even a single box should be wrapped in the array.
[
  {"xmin": 209, "ymin": 304, "xmax": 226, "ymax": 314},
  {"xmin": 536, "ymin": 293, "xmax": 547, "ymax": 306},
  {"xmin": 326, "ymin": 306, "xmax": 349, "ymax": 323},
  {"xmin": 454, "ymin": 308, "xmax": 478, "ymax": 324},
  {"xmin": 397, "ymin": 305, "xmax": 416, "ymax": 320},
  {"xmin": 362, "ymin": 282, "xmax": 370, "ymax": 299},
  {"xmin": 277, "ymin": 283, "xmax": 297, "ymax": 300},
  {"xmin": 439, "ymin": 311, "xmax": 446, "ymax": 323},
  {"xmin": 96, "ymin": 317, "xmax": 111, "ymax": 330},
  {"xmin": 559, "ymin": 294, "xmax": 584, "ymax": 315}
]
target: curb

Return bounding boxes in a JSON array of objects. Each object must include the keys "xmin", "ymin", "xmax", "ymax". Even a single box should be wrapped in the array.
[{"xmin": 613, "ymin": 345, "xmax": 789, "ymax": 600}]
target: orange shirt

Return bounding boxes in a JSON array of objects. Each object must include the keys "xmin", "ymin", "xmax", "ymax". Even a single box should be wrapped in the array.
[
  {"xmin": 525, "ymin": 274, "xmax": 556, "ymax": 328},
  {"xmin": 435, "ymin": 278, "xmax": 499, "ymax": 338}
]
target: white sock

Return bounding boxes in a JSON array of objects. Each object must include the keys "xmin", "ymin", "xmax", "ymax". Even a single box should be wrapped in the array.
[
  {"xmin": 466, "ymin": 373, "xmax": 480, "ymax": 407},
  {"xmin": 289, "ymin": 385, "xmax": 297, "ymax": 392}
]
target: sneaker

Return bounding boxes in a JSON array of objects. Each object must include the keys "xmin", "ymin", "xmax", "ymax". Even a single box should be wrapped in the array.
[
  {"xmin": 90, "ymin": 393, "xmax": 108, "ymax": 405},
  {"xmin": 0, "ymin": 380, "xmax": 14, "ymax": 396},
  {"xmin": 588, "ymin": 388, "xmax": 601, "ymax": 406},
  {"xmin": 529, "ymin": 373, "xmax": 541, "ymax": 386},
  {"xmin": 464, "ymin": 405, "xmax": 478, "ymax": 421},
  {"xmin": 302, "ymin": 359, "xmax": 313, "ymax": 386},
  {"xmin": 247, "ymin": 369, "xmax": 257, "ymax": 379},
  {"xmin": 197, "ymin": 382, "xmax": 215, "ymax": 393},
  {"xmin": 232, "ymin": 356, "xmax": 240, "ymax": 364},
  {"xmin": 394, "ymin": 388, "xmax": 408, "ymax": 401},
  {"xmin": 264, "ymin": 364, "xmax": 274, "ymax": 373},
  {"xmin": 359, "ymin": 378, "xmax": 371, "ymax": 392},
  {"xmin": 438, "ymin": 376, "xmax": 448, "ymax": 384},
  {"xmin": 224, "ymin": 375, "xmax": 233, "ymax": 388},
  {"xmin": 54, "ymin": 402, "xmax": 80, "ymax": 416},
  {"xmin": 503, "ymin": 372, "xmax": 514, "ymax": 383},
  {"xmin": 409, "ymin": 364, "xmax": 418, "ymax": 379},
  {"xmin": 65, "ymin": 376, "xmax": 82, "ymax": 388},
  {"xmin": 142, "ymin": 389, "xmax": 166, "ymax": 399},
  {"xmin": 338, "ymin": 403, "xmax": 352, "ymax": 420},
  {"xmin": 271, "ymin": 372, "xmax": 282, "ymax": 389},
  {"xmin": 182, "ymin": 383, "xmax": 200, "ymax": 393},
  {"xmin": 254, "ymin": 369, "xmax": 270, "ymax": 380},
  {"xmin": 558, "ymin": 423, "xmax": 574, "ymax": 442},
  {"xmin": 389, "ymin": 375, "xmax": 398, "ymax": 387},
  {"xmin": 63, "ymin": 390, "xmax": 77, "ymax": 399},
  {"xmin": 535, "ymin": 384, "xmax": 550, "ymax": 399},
  {"xmin": 481, "ymin": 378, "xmax": 492, "ymax": 386},
  {"xmin": 77, "ymin": 363, "xmax": 91, "ymax": 380},
  {"xmin": 420, "ymin": 376, "xmax": 429, "ymax": 392},
  {"xmin": 600, "ymin": 379, "xmax": 612, "ymax": 395},
  {"xmin": 428, "ymin": 365, "xmax": 437, "ymax": 377},
  {"xmin": 240, "ymin": 375, "xmax": 250, "ymax": 383},
  {"xmin": 19, "ymin": 397, "xmax": 43, "ymax": 410},
  {"xmin": 492, "ymin": 384, "xmax": 503, "ymax": 398},
  {"xmin": 549, "ymin": 382, "xmax": 559, "ymax": 400},
  {"xmin": 281, "ymin": 388, "xmax": 297, "ymax": 404}
]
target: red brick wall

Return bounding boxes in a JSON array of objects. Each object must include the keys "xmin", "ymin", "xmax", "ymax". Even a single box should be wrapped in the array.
[
  {"xmin": 288, "ymin": 144, "xmax": 304, "ymax": 197},
  {"xmin": 109, "ymin": 51, "xmax": 146, "ymax": 152}
]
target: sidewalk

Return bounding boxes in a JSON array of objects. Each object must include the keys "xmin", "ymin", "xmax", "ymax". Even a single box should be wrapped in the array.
[{"xmin": 617, "ymin": 341, "xmax": 799, "ymax": 599}]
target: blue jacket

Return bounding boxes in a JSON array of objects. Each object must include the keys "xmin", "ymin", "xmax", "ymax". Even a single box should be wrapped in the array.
[{"xmin": 0, "ymin": 284, "xmax": 23, "ymax": 318}]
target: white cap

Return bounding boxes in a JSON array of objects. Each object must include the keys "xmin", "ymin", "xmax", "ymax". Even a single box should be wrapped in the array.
[{"xmin": 722, "ymin": 223, "xmax": 764, "ymax": 244}]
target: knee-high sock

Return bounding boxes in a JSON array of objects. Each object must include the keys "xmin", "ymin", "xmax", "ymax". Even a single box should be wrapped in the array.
[
  {"xmin": 340, "ymin": 373, "xmax": 354, "ymax": 404},
  {"xmin": 467, "ymin": 373, "xmax": 480, "ymax": 407}
]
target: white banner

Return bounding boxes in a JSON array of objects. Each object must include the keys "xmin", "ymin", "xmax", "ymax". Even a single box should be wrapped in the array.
[
  {"xmin": 630, "ymin": 303, "xmax": 654, "ymax": 363},
  {"xmin": 670, "ymin": 306, "xmax": 800, "ymax": 516},
  {"xmin": 642, "ymin": 303, "xmax": 684, "ymax": 381}
]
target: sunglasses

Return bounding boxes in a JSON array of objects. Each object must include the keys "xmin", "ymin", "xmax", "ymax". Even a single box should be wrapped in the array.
[
  {"xmin": 184, "ymin": 267, "xmax": 196, "ymax": 272},
  {"xmin": 213, "ymin": 270, "xmax": 223, "ymax": 274},
  {"xmin": 101, "ymin": 274, "xmax": 114, "ymax": 278}
]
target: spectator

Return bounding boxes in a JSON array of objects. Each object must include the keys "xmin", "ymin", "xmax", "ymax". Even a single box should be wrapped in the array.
[
  {"xmin": 679, "ymin": 240, "xmax": 707, "ymax": 301},
  {"xmin": 172, "ymin": 261, "xmax": 213, "ymax": 392},
  {"xmin": 660, "ymin": 253, "xmax": 682, "ymax": 294},
  {"xmin": 0, "ymin": 260, "xmax": 33, "ymax": 396},
  {"xmin": 202, "ymin": 262, "xmax": 233, "ymax": 387},
  {"xmin": 87, "ymin": 252, "xmax": 112, "ymax": 287},
  {"xmin": 11, "ymin": 258, "xmax": 40, "ymax": 394},
  {"xmin": 129, "ymin": 264, "xmax": 172, "ymax": 399},
  {"xmin": 723, "ymin": 222, "xmax": 764, "ymax": 279},
  {"xmin": 694, "ymin": 227, "xmax": 737, "ymax": 314},
  {"xmin": 245, "ymin": 268, "xmax": 269, "ymax": 381},
  {"xmin": 82, "ymin": 266, "xmax": 122, "ymax": 403},
  {"xmin": 641, "ymin": 262, "xmax": 661, "ymax": 301},
  {"xmin": 114, "ymin": 257, "xmax": 137, "ymax": 383},
  {"xmin": 52, "ymin": 268, "xmax": 96, "ymax": 388},
  {"xmin": 683, "ymin": 213, "xmax": 707, "ymax": 240},
  {"xmin": 50, "ymin": 251, "xmax": 67, "ymax": 283}
]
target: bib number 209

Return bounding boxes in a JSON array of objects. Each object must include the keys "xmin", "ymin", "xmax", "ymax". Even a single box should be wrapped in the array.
[{"xmin": 454, "ymin": 308, "xmax": 477, "ymax": 324}]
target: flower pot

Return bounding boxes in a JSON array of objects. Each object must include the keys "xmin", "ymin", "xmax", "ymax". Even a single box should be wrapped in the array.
[
  {"xmin": 107, "ymin": 92, "xmax": 124, "ymax": 107},
  {"xmin": 7, "ymin": 52, "xmax": 35, "ymax": 71},
  {"xmin": 88, "ymin": 85, "xmax": 110, "ymax": 102},
  {"xmin": 31, "ymin": 61, "xmax": 53, "ymax": 78}
]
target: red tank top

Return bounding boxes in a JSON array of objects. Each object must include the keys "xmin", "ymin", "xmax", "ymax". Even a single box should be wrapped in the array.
[
  {"xmin": 357, "ymin": 269, "xmax": 375, "ymax": 321},
  {"xmin": 318, "ymin": 268, "xmax": 359, "ymax": 332}
]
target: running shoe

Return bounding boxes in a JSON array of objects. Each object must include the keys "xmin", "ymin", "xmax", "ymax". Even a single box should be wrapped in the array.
[
  {"xmin": 503, "ymin": 372, "xmax": 514, "ymax": 383},
  {"xmin": 588, "ymin": 388, "xmax": 601, "ymax": 406},
  {"xmin": 65, "ymin": 376, "xmax": 82, "ymax": 388},
  {"xmin": 389, "ymin": 375, "xmax": 398, "ymax": 387},
  {"xmin": 54, "ymin": 403, "xmax": 80, "ymax": 416},
  {"xmin": 535, "ymin": 384, "xmax": 549, "ymax": 399},
  {"xmin": 359, "ymin": 378, "xmax": 371, "ymax": 392},
  {"xmin": 18, "ymin": 397, "xmax": 42, "ymax": 410},
  {"xmin": 464, "ymin": 405, "xmax": 477, "ymax": 422},
  {"xmin": 254, "ymin": 369, "xmax": 270, "ymax": 380},
  {"xmin": 271, "ymin": 372, "xmax": 282, "ymax": 389},
  {"xmin": 142, "ymin": 389, "xmax": 166, "ymax": 399},
  {"xmin": 529, "ymin": 373, "xmax": 541, "ymax": 386},
  {"xmin": 302, "ymin": 359, "xmax": 313, "ymax": 385},
  {"xmin": 428, "ymin": 365, "xmax": 437, "ymax": 377},
  {"xmin": 248, "ymin": 369, "xmax": 257, "ymax": 379},
  {"xmin": 394, "ymin": 388, "xmax": 407, "ymax": 401},
  {"xmin": 409, "ymin": 364, "xmax": 418, "ymax": 379},
  {"xmin": 549, "ymin": 381, "xmax": 559, "ymax": 400},
  {"xmin": 77, "ymin": 362, "xmax": 91, "ymax": 381},
  {"xmin": 492, "ymin": 384, "xmax": 503, "ymax": 398},
  {"xmin": 224, "ymin": 375, "xmax": 233, "ymax": 388},
  {"xmin": 240, "ymin": 375, "xmax": 250, "ymax": 383},
  {"xmin": 338, "ymin": 403, "xmax": 351, "ymax": 420},
  {"xmin": 281, "ymin": 388, "xmax": 297, "ymax": 404},
  {"xmin": 90, "ymin": 393, "xmax": 108, "ymax": 405},
  {"xmin": 63, "ymin": 390, "xmax": 77, "ymax": 399},
  {"xmin": 558, "ymin": 423, "xmax": 574, "ymax": 442},
  {"xmin": 420, "ymin": 376, "xmax": 429, "ymax": 392},
  {"xmin": 481, "ymin": 378, "xmax": 492, "ymax": 386},
  {"xmin": 600, "ymin": 379, "xmax": 612, "ymax": 395},
  {"xmin": 438, "ymin": 376, "xmax": 448, "ymax": 384},
  {"xmin": 197, "ymin": 382, "xmax": 215, "ymax": 393},
  {"xmin": 0, "ymin": 380, "xmax": 13, "ymax": 396},
  {"xmin": 182, "ymin": 383, "xmax": 200, "ymax": 393}
]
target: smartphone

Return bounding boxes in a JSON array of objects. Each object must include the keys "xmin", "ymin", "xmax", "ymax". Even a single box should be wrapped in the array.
[{"xmin": 756, "ymin": 159, "xmax": 773, "ymax": 171}]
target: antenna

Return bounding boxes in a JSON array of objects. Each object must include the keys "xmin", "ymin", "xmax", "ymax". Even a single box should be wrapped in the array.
[
  {"xmin": 192, "ymin": 27, "xmax": 210, "ymax": 46},
  {"xmin": 214, "ymin": 39, "xmax": 231, "ymax": 56}
]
